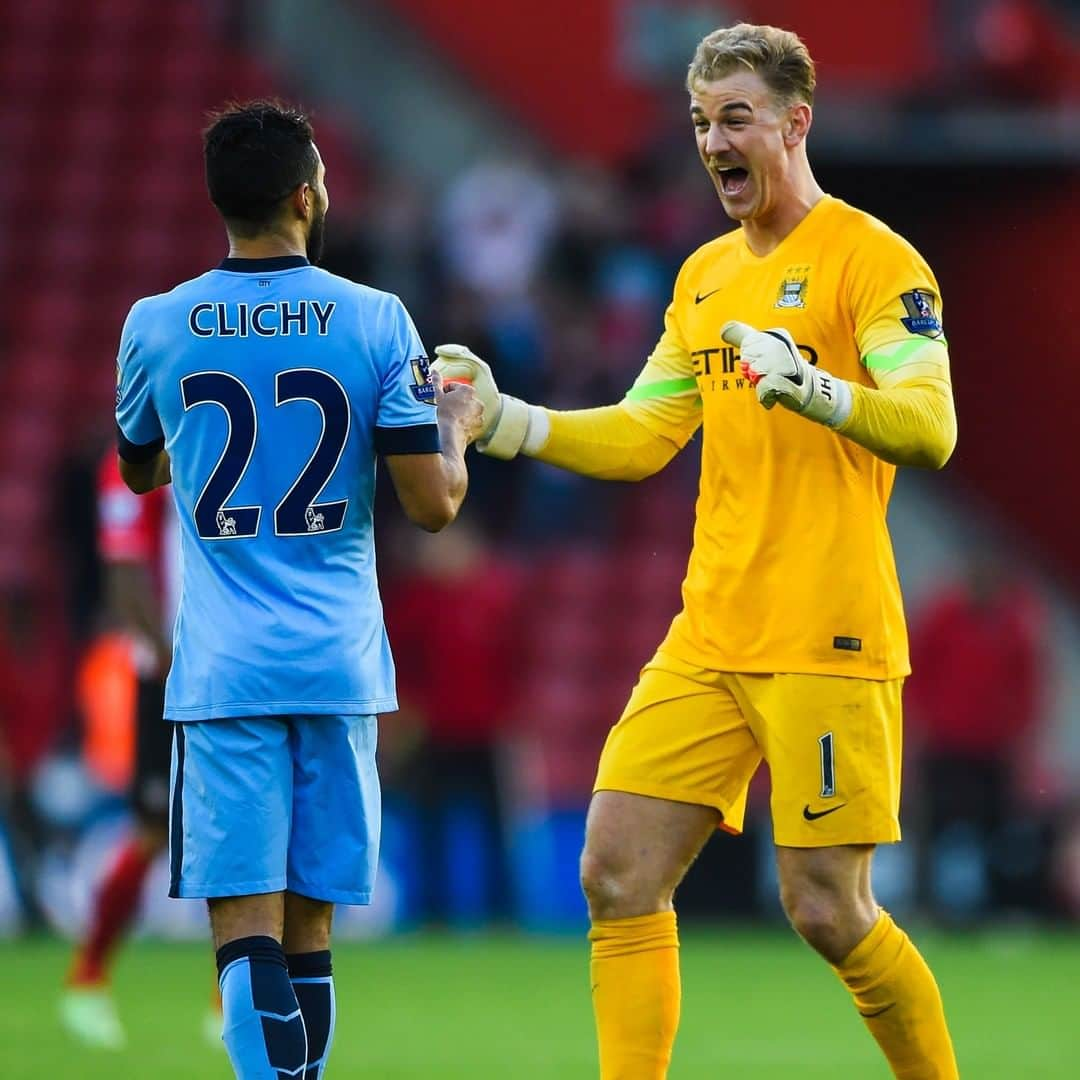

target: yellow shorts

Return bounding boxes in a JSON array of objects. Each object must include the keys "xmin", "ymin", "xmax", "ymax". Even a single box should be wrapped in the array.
[{"xmin": 593, "ymin": 650, "xmax": 903, "ymax": 847}]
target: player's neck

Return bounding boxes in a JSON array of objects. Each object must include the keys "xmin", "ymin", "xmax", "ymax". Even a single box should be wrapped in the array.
[
  {"xmin": 226, "ymin": 230, "xmax": 308, "ymax": 261},
  {"xmin": 740, "ymin": 172, "xmax": 825, "ymax": 258}
]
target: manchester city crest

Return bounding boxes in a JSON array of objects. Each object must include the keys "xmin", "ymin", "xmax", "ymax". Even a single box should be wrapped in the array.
[{"xmin": 775, "ymin": 267, "xmax": 810, "ymax": 309}]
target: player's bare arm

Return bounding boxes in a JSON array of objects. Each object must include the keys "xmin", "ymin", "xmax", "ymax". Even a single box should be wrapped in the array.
[
  {"xmin": 118, "ymin": 449, "xmax": 171, "ymax": 495},
  {"xmin": 385, "ymin": 371, "xmax": 483, "ymax": 531}
]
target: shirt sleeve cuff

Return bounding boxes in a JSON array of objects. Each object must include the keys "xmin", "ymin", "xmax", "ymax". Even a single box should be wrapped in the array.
[
  {"xmin": 116, "ymin": 426, "xmax": 165, "ymax": 464},
  {"xmin": 374, "ymin": 423, "xmax": 440, "ymax": 456}
]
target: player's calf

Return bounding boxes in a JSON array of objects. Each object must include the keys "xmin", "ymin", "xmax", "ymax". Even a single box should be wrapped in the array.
[
  {"xmin": 283, "ymin": 894, "xmax": 336, "ymax": 1079},
  {"xmin": 217, "ymin": 935, "xmax": 307, "ymax": 1080},
  {"xmin": 777, "ymin": 847, "xmax": 958, "ymax": 1077},
  {"xmin": 287, "ymin": 951, "xmax": 334, "ymax": 1080}
]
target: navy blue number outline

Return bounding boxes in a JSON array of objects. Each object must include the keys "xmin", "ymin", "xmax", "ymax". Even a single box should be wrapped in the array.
[
  {"xmin": 180, "ymin": 371, "xmax": 261, "ymax": 540},
  {"xmin": 180, "ymin": 368, "xmax": 351, "ymax": 540},
  {"xmin": 273, "ymin": 368, "xmax": 351, "ymax": 536}
]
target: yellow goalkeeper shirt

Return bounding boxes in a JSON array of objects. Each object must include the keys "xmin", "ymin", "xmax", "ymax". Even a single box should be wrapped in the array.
[{"xmin": 621, "ymin": 195, "xmax": 947, "ymax": 679}]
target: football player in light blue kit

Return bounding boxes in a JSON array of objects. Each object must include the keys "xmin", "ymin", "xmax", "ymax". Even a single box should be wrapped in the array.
[{"xmin": 114, "ymin": 101, "xmax": 484, "ymax": 1079}]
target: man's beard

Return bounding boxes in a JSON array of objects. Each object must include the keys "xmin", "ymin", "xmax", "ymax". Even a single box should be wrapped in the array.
[{"xmin": 306, "ymin": 207, "xmax": 326, "ymax": 264}]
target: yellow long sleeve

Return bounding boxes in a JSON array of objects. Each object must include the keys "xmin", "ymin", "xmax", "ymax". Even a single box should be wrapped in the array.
[
  {"xmin": 527, "ymin": 317, "xmax": 702, "ymax": 482},
  {"xmin": 533, "ymin": 404, "xmax": 683, "ymax": 481},
  {"xmin": 840, "ymin": 372, "xmax": 956, "ymax": 470}
]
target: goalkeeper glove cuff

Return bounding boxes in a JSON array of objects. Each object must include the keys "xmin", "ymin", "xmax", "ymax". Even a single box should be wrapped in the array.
[
  {"xmin": 780, "ymin": 353, "xmax": 853, "ymax": 428},
  {"xmin": 477, "ymin": 394, "xmax": 527, "ymax": 459},
  {"xmin": 477, "ymin": 396, "xmax": 550, "ymax": 459},
  {"xmin": 431, "ymin": 344, "xmax": 551, "ymax": 459}
]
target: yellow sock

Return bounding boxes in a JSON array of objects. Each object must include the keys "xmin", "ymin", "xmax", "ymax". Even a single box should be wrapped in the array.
[
  {"xmin": 588, "ymin": 911, "xmax": 680, "ymax": 1079},
  {"xmin": 834, "ymin": 911, "xmax": 959, "ymax": 1079}
]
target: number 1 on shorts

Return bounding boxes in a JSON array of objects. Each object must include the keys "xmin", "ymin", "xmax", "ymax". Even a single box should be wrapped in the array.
[{"xmin": 818, "ymin": 731, "xmax": 836, "ymax": 798}]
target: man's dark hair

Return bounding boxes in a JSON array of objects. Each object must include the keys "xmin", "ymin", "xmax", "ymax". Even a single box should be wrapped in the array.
[{"xmin": 203, "ymin": 100, "xmax": 318, "ymax": 234}]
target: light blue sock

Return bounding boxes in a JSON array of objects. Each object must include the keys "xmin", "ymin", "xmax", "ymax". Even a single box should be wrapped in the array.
[{"xmin": 217, "ymin": 935, "xmax": 307, "ymax": 1079}]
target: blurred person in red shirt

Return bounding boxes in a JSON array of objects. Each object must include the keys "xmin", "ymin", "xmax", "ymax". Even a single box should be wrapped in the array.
[
  {"xmin": 59, "ymin": 453, "xmax": 220, "ymax": 1047},
  {"xmin": 906, "ymin": 549, "xmax": 1048, "ymax": 919},
  {"xmin": 381, "ymin": 516, "xmax": 522, "ymax": 926},
  {"xmin": 971, "ymin": 0, "xmax": 1079, "ymax": 104}
]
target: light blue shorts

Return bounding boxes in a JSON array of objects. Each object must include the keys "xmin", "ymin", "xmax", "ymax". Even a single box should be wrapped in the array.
[{"xmin": 168, "ymin": 714, "xmax": 379, "ymax": 905}]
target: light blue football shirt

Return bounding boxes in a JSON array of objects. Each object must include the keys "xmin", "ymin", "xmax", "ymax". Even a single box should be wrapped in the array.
[{"xmin": 115, "ymin": 255, "xmax": 439, "ymax": 721}]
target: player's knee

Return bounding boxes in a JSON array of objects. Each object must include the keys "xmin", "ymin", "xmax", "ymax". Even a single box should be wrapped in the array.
[
  {"xmin": 209, "ymin": 894, "xmax": 285, "ymax": 951},
  {"xmin": 780, "ymin": 886, "xmax": 850, "ymax": 962},
  {"xmin": 579, "ymin": 848, "xmax": 668, "ymax": 920},
  {"xmin": 579, "ymin": 849, "xmax": 620, "ymax": 915}
]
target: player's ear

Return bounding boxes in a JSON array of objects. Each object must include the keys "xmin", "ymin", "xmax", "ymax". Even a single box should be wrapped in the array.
[
  {"xmin": 784, "ymin": 102, "xmax": 812, "ymax": 146},
  {"xmin": 289, "ymin": 183, "xmax": 312, "ymax": 222}
]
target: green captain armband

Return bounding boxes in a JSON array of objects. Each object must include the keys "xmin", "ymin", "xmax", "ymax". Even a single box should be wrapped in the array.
[
  {"xmin": 625, "ymin": 377, "xmax": 699, "ymax": 401},
  {"xmin": 864, "ymin": 337, "xmax": 948, "ymax": 374}
]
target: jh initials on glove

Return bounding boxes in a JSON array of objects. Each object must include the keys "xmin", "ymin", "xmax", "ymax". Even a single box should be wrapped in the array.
[{"xmin": 720, "ymin": 321, "xmax": 851, "ymax": 428}]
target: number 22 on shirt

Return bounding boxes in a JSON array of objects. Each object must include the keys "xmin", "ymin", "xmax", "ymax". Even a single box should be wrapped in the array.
[{"xmin": 181, "ymin": 367, "xmax": 350, "ymax": 540}]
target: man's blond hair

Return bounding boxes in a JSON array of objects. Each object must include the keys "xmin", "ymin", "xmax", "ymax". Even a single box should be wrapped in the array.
[{"xmin": 687, "ymin": 23, "xmax": 815, "ymax": 107}]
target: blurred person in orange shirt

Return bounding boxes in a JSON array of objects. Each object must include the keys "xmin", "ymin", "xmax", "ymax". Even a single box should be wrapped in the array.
[
  {"xmin": 906, "ymin": 550, "xmax": 1048, "ymax": 920},
  {"xmin": 381, "ymin": 516, "xmax": 522, "ymax": 926},
  {"xmin": 59, "ymin": 452, "xmax": 213, "ymax": 1047}
]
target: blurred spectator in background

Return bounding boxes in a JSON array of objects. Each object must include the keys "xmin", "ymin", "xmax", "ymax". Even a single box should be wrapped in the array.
[
  {"xmin": 0, "ymin": 587, "xmax": 69, "ymax": 793},
  {"xmin": 941, "ymin": 0, "xmax": 1080, "ymax": 104},
  {"xmin": 906, "ymin": 548, "xmax": 1049, "ymax": 921},
  {"xmin": 54, "ymin": 427, "xmax": 109, "ymax": 645},
  {"xmin": 438, "ymin": 154, "xmax": 558, "ymax": 404},
  {"xmin": 0, "ymin": 583, "xmax": 70, "ymax": 920},
  {"xmin": 380, "ymin": 516, "xmax": 523, "ymax": 928},
  {"xmin": 59, "ymin": 453, "xmax": 215, "ymax": 1047},
  {"xmin": 440, "ymin": 152, "xmax": 559, "ymax": 306}
]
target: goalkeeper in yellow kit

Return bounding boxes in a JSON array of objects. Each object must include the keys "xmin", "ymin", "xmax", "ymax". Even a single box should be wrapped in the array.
[{"xmin": 435, "ymin": 23, "xmax": 959, "ymax": 1079}]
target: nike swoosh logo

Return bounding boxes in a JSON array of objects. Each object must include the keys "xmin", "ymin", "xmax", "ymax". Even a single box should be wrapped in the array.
[
  {"xmin": 803, "ymin": 803, "xmax": 846, "ymax": 821},
  {"xmin": 694, "ymin": 287, "xmax": 723, "ymax": 304},
  {"xmin": 764, "ymin": 330, "xmax": 804, "ymax": 383}
]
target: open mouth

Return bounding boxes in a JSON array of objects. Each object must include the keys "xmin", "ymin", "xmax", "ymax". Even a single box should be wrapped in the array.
[{"xmin": 718, "ymin": 167, "xmax": 749, "ymax": 196}]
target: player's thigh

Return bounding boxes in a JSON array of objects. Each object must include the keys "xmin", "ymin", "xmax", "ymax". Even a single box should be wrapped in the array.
[
  {"xmin": 287, "ymin": 714, "xmax": 379, "ymax": 906},
  {"xmin": 169, "ymin": 716, "xmax": 292, "ymax": 899},
  {"xmin": 132, "ymin": 678, "xmax": 170, "ymax": 842},
  {"xmin": 583, "ymin": 790, "xmax": 720, "ymax": 913},
  {"xmin": 594, "ymin": 650, "xmax": 761, "ymax": 834},
  {"xmin": 283, "ymin": 891, "xmax": 334, "ymax": 954},
  {"xmin": 734, "ymin": 673, "xmax": 903, "ymax": 847}
]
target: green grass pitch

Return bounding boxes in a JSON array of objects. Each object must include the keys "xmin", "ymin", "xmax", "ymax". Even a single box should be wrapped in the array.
[{"xmin": 2, "ymin": 927, "xmax": 1077, "ymax": 1077}]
